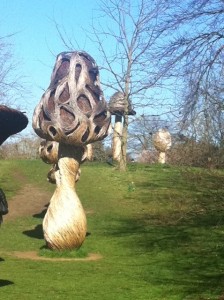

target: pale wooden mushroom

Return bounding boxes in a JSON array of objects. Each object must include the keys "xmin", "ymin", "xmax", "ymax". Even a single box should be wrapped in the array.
[
  {"xmin": 108, "ymin": 92, "xmax": 135, "ymax": 162},
  {"xmin": 32, "ymin": 51, "xmax": 111, "ymax": 250},
  {"xmin": 153, "ymin": 128, "xmax": 172, "ymax": 164}
]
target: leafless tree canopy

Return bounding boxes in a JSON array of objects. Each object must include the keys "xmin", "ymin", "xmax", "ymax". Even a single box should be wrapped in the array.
[
  {"xmin": 157, "ymin": 0, "xmax": 224, "ymax": 144},
  {"xmin": 0, "ymin": 35, "xmax": 26, "ymax": 107}
]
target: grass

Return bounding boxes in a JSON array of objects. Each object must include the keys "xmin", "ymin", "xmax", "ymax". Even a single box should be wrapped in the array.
[{"xmin": 0, "ymin": 160, "xmax": 224, "ymax": 299}]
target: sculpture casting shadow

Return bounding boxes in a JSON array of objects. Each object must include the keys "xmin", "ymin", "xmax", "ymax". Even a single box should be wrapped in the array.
[
  {"xmin": 23, "ymin": 224, "xmax": 44, "ymax": 240},
  {"xmin": 32, "ymin": 208, "xmax": 48, "ymax": 219},
  {"xmin": 0, "ymin": 279, "xmax": 14, "ymax": 287}
]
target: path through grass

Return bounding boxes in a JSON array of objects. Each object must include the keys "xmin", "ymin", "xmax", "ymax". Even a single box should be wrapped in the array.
[{"xmin": 0, "ymin": 160, "xmax": 224, "ymax": 299}]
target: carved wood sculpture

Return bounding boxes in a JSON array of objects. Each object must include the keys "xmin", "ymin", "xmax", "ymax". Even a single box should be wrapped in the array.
[
  {"xmin": 0, "ymin": 105, "xmax": 28, "ymax": 145},
  {"xmin": 32, "ymin": 51, "xmax": 111, "ymax": 250},
  {"xmin": 108, "ymin": 92, "xmax": 136, "ymax": 162},
  {"xmin": 39, "ymin": 140, "xmax": 84, "ymax": 184},
  {"xmin": 153, "ymin": 128, "xmax": 172, "ymax": 164},
  {"xmin": 86, "ymin": 143, "xmax": 93, "ymax": 161},
  {"xmin": 0, "ymin": 105, "xmax": 28, "ymax": 223}
]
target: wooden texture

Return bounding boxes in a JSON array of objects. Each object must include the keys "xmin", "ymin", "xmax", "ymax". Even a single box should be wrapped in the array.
[
  {"xmin": 32, "ymin": 51, "xmax": 111, "ymax": 145},
  {"xmin": 153, "ymin": 129, "xmax": 172, "ymax": 152},
  {"xmin": 108, "ymin": 91, "xmax": 136, "ymax": 116},
  {"xmin": 112, "ymin": 115, "xmax": 122, "ymax": 162},
  {"xmin": 39, "ymin": 140, "xmax": 84, "ymax": 184},
  {"xmin": 0, "ymin": 105, "xmax": 28, "ymax": 145},
  {"xmin": 32, "ymin": 51, "xmax": 110, "ymax": 250},
  {"xmin": 43, "ymin": 145, "xmax": 87, "ymax": 250},
  {"xmin": 153, "ymin": 128, "xmax": 172, "ymax": 164}
]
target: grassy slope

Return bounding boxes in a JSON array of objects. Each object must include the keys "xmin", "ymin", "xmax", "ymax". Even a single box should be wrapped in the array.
[{"xmin": 0, "ymin": 160, "xmax": 224, "ymax": 299}]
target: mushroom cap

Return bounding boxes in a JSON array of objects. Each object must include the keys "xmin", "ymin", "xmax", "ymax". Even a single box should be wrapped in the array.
[
  {"xmin": 0, "ymin": 105, "xmax": 28, "ymax": 145},
  {"xmin": 153, "ymin": 128, "xmax": 172, "ymax": 152},
  {"xmin": 108, "ymin": 91, "xmax": 136, "ymax": 116},
  {"xmin": 32, "ymin": 51, "xmax": 111, "ymax": 146}
]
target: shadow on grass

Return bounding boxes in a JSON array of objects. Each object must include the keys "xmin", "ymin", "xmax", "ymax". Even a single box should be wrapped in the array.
[
  {"xmin": 33, "ymin": 204, "xmax": 48, "ymax": 219},
  {"xmin": 104, "ymin": 208, "xmax": 224, "ymax": 298},
  {"xmin": 23, "ymin": 224, "xmax": 44, "ymax": 240},
  {"xmin": 0, "ymin": 279, "xmax": 14, "ymax": 287}
]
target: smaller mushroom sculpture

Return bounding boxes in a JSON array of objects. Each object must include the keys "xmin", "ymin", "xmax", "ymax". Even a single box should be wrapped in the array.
[
  {"xmin": 153, "ymin": 128, "xmax": 172, "ymax": 164},
  {"xmin": 33, "ymin": 51, "xmax": 111, "ymax": 250},
  {"xmin": 108, "ymin": 92, "xmax": 136, "ymax": 162}
]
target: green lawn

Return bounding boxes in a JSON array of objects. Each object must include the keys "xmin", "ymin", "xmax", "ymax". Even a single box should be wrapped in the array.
[{"xmin": 0, "ymin": 160, "xmax": 224, "ymax": 299}]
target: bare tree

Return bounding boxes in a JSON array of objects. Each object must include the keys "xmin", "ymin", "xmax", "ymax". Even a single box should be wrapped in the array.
[
  {"xmin": 157, "ymin": 0, "xmax": 224, "ymax": 145},
  {"xmin": 92, "ymin": 0, "xmax": 168, "ymax": 171},
  {"xmin": 0, "ymin": 35, "xmax": 25, "ymax": 107}
]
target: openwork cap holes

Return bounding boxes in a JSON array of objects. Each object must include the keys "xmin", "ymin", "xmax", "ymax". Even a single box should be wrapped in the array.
[
  {"xmin": 59, "ymin": 83, "xmax": 70, "ymax": 103},
  {"xmin": 85, "ymin": 84, "xmax": 101, "ymax": 104},
  {"xmin": 94, "ymin": 125, "xmax": 101, "ymax": 135},
  {"xmin": 60, "ymin": 107, "xmax": 75, "ymax": 123},
  {"xmin": 53, "ymin": 58, "xmax": 70, "ymax": 85},
  {"xmin": 48, "ymin": 126, "xmax": 57, "ymax": 137},
  {"xmin": 75, "ymin": 64, "xmax": 82, "ymax": 83},
  {"xmin": 77, "ymin": 95, "xmax": 91, "ymax": 114},
  {"xmin": 39, "ymin": 110, "xmax": 51, "ymax": 123},
  {"xmin": 81, "ymin": 128, "xmax": 90, "ymax": 142},
  {"xmin": 94, "ymin": 110, "xmax": 107, "ymax": 127},
  {"xmin": 48, "ymin": 90, "xmax": 55, "ymax": 112},
  {"xmin": 47, "ymin": 143, "xmax": 53, "ymax": 153}
]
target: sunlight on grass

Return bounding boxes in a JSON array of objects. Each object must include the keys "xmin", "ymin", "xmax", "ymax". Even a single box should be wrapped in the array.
[{"xmin": 1, "ymin": 160, "xmax": 224, "ymax": 299}]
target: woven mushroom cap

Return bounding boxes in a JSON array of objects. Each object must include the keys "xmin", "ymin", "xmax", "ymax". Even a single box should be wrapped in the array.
[
  {"xmin": 32, "ymin": 51, "xmax": 111, "ymax": 146},
  {"xmin": 109, "ymin": 91, "xmax": 136, "ymax": 116},
  {"xmin": 0, "ymin": 105, "xmax": 28, "ymax": 145},
  {"xmin": 153, "ymin": 128, "xmax": 172, "ymax": 152}
]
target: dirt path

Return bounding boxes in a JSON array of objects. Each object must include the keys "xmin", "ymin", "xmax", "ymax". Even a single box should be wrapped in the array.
[
  {"xmin": 2, "ymin": 173, "xmax": 101, "ymax": 261},
  {"xmin": 4, "ymin": 183, "xmax": 51, "ymax": 221}
]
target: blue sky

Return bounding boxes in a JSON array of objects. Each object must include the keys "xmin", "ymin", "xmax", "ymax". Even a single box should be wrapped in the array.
[
  {"xmin": 0, "ymin": 0, "xmax": 175, "ymax": 139},
  {"xmin": 0, "ymin": 0, "xmax": 103, "ymax": 135}
]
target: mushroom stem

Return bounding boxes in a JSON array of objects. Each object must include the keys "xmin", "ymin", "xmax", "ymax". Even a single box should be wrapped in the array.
[
  {"xmin": 112, "ymin": 115, "xmax": 122, "ymax": 162},
  {"xmin": 43, "ymin": 144, "xmax": 87, "ymax": 250},
  {"xmin": 158, "ymin": 151, "xmax": 166, "ymax": 164},
  {"xmin": 86, "ymin": 144, "xmax": 93, "ymax": 161}
]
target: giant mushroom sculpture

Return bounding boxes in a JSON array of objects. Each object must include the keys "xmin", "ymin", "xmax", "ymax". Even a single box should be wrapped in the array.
[
  {"xmin": 32, "ymin": 51, "xmax": 111, "ymax": 250},
  {"xmin": 108, "ymin": 92, "xmax": 136, "ymax": 162},
  {"xmin": 153, "ymin": 128, "xmax": 172, "ymax": 164}
]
